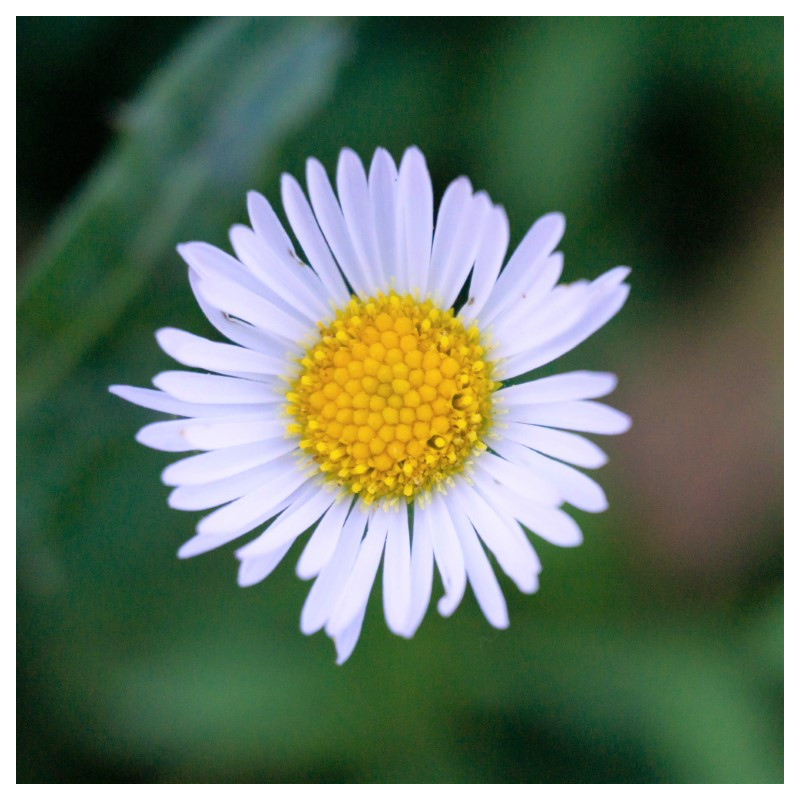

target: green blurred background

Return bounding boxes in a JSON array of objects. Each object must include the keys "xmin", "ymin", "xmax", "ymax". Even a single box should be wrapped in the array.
[{"xmin": 17, "ymin": 17, "xmax": 783, "ymax": 783}]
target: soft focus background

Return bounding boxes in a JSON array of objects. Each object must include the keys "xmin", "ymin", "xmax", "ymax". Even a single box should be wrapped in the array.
[{"xmin": 17, "ymin": 18, "xmax": 783, "ymax": 783}]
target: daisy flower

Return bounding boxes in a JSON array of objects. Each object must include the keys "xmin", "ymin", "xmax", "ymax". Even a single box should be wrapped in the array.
[{"xmin": 110, "ymin": 147, "xmax": 630, "ymax": 663}]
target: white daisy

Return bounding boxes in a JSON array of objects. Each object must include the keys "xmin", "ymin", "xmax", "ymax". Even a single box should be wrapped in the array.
[{"xmin": 110, "ymin": 147, "xmax": 630, "ymax": 664}]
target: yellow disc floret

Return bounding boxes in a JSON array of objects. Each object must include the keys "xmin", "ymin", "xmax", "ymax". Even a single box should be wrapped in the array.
[{"xmin": 286, "ymin": 292, "xmax": 497, "ymax": 505}]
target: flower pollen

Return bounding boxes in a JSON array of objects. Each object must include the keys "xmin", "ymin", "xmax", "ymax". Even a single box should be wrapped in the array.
[{"xmin": 287, "ymin": 292, "xmax": 497, "ymax": 505}]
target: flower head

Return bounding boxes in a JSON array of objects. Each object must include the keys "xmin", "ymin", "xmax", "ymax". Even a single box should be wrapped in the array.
[{"xmin": 111, "ymin": 147, "xmax": 631, "ymax": 663}]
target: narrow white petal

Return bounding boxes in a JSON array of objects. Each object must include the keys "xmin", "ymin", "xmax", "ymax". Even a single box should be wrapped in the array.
[
  {"xmin": 306, "ymin": 157, "xmax": 370, "ymax": 297},
  {"xmin": 229, "ymin": 224, "xmax": 329, "ymax": 322},
  {"xmin": 333, "ymin": 603, "xmax": 367, "ymax": 665},
  {"xmin": 300, "ymin": 506, "xmax": 368, "ymax": 634},
  {"xmin": 236, "ymin": 540, "xmax": 294, "ymax": 588},
  {"xmin": 177, "ymin": 482, "xmax": 305, "ymax": 558},
  {"xmin": 497, "ymin": 371, "xmax": 618, "ymax": 405},
  {"xmin": 427, "ymin": 177, "xmax": 473, "ymax": 299},
  {"xmin": 110, "ymin": 385, "xmax": 270, "ymax": 419},
  {"xmin": 383, "ymin": 507, "xmax": 412, "ymax": 637},
  {"xmin": 187, "ymin": 271, "xmax": 295, "ymax": 359},
  {"xmin": 246, "ymin": 190, "xmax": 298, "ymax": 269},
  {"xmin": 236, "ymin": 484, "xmax": 336, "ymax": 559},
  {"xmin": 459, "ymin": 205, "xmax": 509, "ymax": 323},
  {"xmin": 499, "ymin": 422, "xmax": 608, "ymax": 469},
  {"xmin": 162, "ymin": 440, "xmax": 297, "ymax": 487},
  {"xmin": 425, "ymin": 492, "xmax": 467, "ymax": 617},
  {"xmin": 280, "ymin": 174, "xmax": 350, "ymax": 306},
  {"xmin": 177, "ymin": 241, "xmax": 271, "ymax": 300},
  {"xmin": 325, "ymin": 512, "xmax": 388, "ymax": 637},
  {"xmin": 455, "ymin": 481, "xmax": 539, "ymax": 594},
  {"xmin": 179, "ymin": 418, "xmax": 287, "ymax": 451},
  {"xmin": 194, "ymin": 272, "xmax": 313, "ymax": 344},
  {"xmin": 153, "ymin": 371, "xmax": 277, "ymax": 405},
  {"xmin": 478, "ymin": 212, "xmax": 565, "ymax": 326},
  {"xmin": 397, "ymin": 147, "xmax": 433, "ymax": 294},
  {"xmin": 447, "ymin": 497, "xmax": 509, "ymax": 629},
  {"xmin": 438, "ymin": 192, "xmax": 491, "ymax": 311},
  {"xmin": 503, "ymin": 399, "xmax": 632, "ymax": 435},
  {"xmin": 491, "ymin": 484, "xmax": 583, "ymax": 547},
  {"xmin": 337, "ymin": 148, "xmax": 383, "ymax": 295},
  {"xmin": 135, "ymin": 419, "xmax": 200, "ymax": 452},
  {"xmin": 368, "ymin": 148, "xmax": 400, "ymax": 289},
  {"xmin": 405, "ymin": 503, "xmax": 434, "ymax": 636},
  {"xmin": 155, "ymin": 327, "xmax": 286, "ymax": 377},
  {"xmin": 195, "ymin": 464, "xmax": 310, "ymax": 538},
  {"xmin": 492, "ymin": 437, "xmax": 608, "ymax": 513},
  {"xmin": 499, "ymin": 283, "xmax": 630, "ymax": 379},
  {"xmin": 167, "ymin": 460, "xmax": 284, "ymax": 511},
  {"xmin": 474, "ymin": 451, "xmax": 562, "ymax": 506},
  {"xmin": 296, "ymin": 498, "xmax": 353, "ymax": 580}
]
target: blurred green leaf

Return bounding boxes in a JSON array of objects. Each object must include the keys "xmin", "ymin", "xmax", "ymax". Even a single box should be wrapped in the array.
[{"xmin": 17, "ymin": 18, "xmax": 350, "ymax": 419}]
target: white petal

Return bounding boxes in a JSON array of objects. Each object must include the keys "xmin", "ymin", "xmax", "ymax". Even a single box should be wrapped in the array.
[
  {"xmin": 405, "ymin": 504, "xmax": 434, "ymax": 636},
  {"xmin": 455, "ymin": 481, "xmax": 539, "ymax": 594},
  {"xmin": 424, "ymin": 493, "xmax": 466, "ymax": 618},
  {"xmin": 497, "ymin": 371, "xmax": 618, "ymax": 405},
  {"xmin": 427, "ymin": 177, "xmax": 473, "ymax": 299},
  {"xmin": 236, "ymin": 540, "xmax": 294, "ymax": 588},
  {"xmin": 368, "ymin": 148, "xmax": 400, "ymax": 290},
  {"xmin": 167, "ymin": 461, "xmax": 283, "ymax": 511},
  {"xmin": 446, "ymin": 496, "xmax": 509, "ymax": 629},
  {"xmin": 499, "ymin": 422, "xmax": 608, "ymax": 469},
  {"xmin": 382, "ymin": 507, "xmax": 412, "ymax": 637},
  {"xmin": 177, "ymin": 241, "xmax": 272, "ymax": 300},
  {"xmin": 459, "ymin": 205, "xmax": 509, "ymax": 323},
  {"xmin": 110, "ymin": 385, "xmax": 269, "ymax": 419},
  {"xmin": 474, "ymin": 451, "xmax": 562, "ymax": 506},
  {"xmin": 337, "ymin": 148, "xmax": 383, "ymax": 295},
  {"xmin": 279, "ymin": 174, "xmax": 350, "ymax": 306},
  {"xmin": 153, "ymin": 371, "xmax": 277, "ymax": 405},
  {"xmin": 300, "ymin": 506, "xmax": 368, "ymax": 634},
  {"xmin": 178, "ymin": 418, "xmax": 287, "ymax": 451},
  {"xmin": 325, "ymin": 512, "xmax": 388, "ymax": 637},
  {"xmin": 503, "ymin": 399, "xmax": 632, "ymax": 435},
  {"xmin": 177, "ymin": 482, "xmax": 305, "ymax": 558},
  {"xmin": 195, "ymin": 463, "xmax": 310, "ymax": 538},
  {"xmin": 491, "ymin": 437, "xmax": 608, "ymax": 513},
  {"xmin": 236, "ymin": 484, "xmax": 336, "ymax": 559},
  {"xmin": 134, "ymin": 419, "xmax": 206, "ymax": 452},
  {"xmin": 477, "ymin": 212, "xmax": 565, "ymax": 326},
  {"xmin": 162, "ymin": 439, "xmax": 297, "ymax": 487},
  {"xmin": 438, "ymin": 192, "xmax": 492, "ymax": 310},
  {"xmin": 397, "ymin": 146, "xmax": 433, "ymax": 294},
  {"xmin": 333, "ymin": 603, "xmax": 367, "ymax": 665},
  {"xmin": 155, "ymin": 327, "xmax": 286, "ymax": 377},
  {"xmin": 296, "ymin": 498, "xmax": 353, "ymax": 580},
  {"xmin": 194, "ymin": 272, "xmax": 312, "ymax": 344},
  {"xmin": 493, "ymin": 485, "xmax": 583, "ymax": 548},
  {"xmin": 187, "ymin": 271, "xmax": 294, "ymax": 359},
  {"xmin": 246, "ymin": 190, "xmax": 298, "ymax": 270},
  {"xmin": 306, "ymin": 157, "xmax": 370, "ymax": 297},
  {"xmin": 229, "ymin": 224, "xmax": 329, "ymax": 322},
  {"xmin": 500, "ymin": 282, "xmax": 630, "ymax": 379}
]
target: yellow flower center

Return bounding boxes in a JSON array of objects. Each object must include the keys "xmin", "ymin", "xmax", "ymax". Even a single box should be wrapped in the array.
[{"xmin": 286, "ymin": 292, "xmax": 497, "ymax": 505}]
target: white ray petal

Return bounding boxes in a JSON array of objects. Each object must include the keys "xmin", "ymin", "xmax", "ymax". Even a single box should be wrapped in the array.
[
  {"xmin": 405, "ymin": 503, "xmax": 434, "ymax": 636},
  {"xmin": 427, "ymin": 177, "xmax": 472, "ymax": 299},
  {"xmin": 498, "ymin": 422, "xmax": 608, "ymax": 469},
  {"xmin": 337, "ymin": 148, "xmax": 383, "ymax": 296},
  {"xmin": 503, "ymin": 399, "xmax": 632, "ymax": 435},
  {"xmin": 279, "ymin": 174, "xmax": 350, "ymax": 305},
  {"xmin": 383, "ymin": 508, "xmax": 412, "ymax": 637},
  {"xmin": 110, "ymin": 385, "xmax": 271, "ymax": 419},
  {"xmin": 155, "ymin": 328, "xmax": 286, "ymax": 377},
  {"xmin": 333, "ymin": 603, "xmax": 367, "ymax": 665},
  {"xmin": 178, "ymin": 418, "xmax": 288, "ymax": 451},
  {"xmin": 497, "ymin": 371, "xmax": 618, "ymax": 405},
  {"xmin": 236, "ymin": 540, "xmax": 295, "ymax": 588},
  {"xmin": 459, "ymin": 205, "xmax": 510, "ymax": 323},
  {"xmin": 474, "ymin": 451, "xmax": 562, "ymax": 506},
  {"xmin": 300, "ymin": 506, "xmax": 368, "ymax": 634},
  {"xmin": 296, "ymin": 498, "xmax": 353, "ymax": 580},
  {"xmin": 446, "ymin": 497, "xmax": 509, "ymax": 629},
  {"xmin": 397, "ymin": 147, "xmax": 433, "ymax": 294},
  {"xmin": 425, "ymin": 492, "xmax": 466, "ymax": 617},
  {"xmin": 153, "ymin": 371, "xmax": 277, "ymax": 405},
  {"xmin": 325, "ymin": 511, "xmax": 388, "ymax": 638},
  {"xmin": 368, "ymin": 148, "xmax": 400, "ymax": 290},
  {"xmin": 306, "ymin": 157, "xmax": 370, "ymax": 297}
]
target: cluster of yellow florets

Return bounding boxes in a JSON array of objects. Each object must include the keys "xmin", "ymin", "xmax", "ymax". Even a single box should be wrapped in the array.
[{"xmin": 286, "ymin": 292, "xmax": 497, "ymax": 505}]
